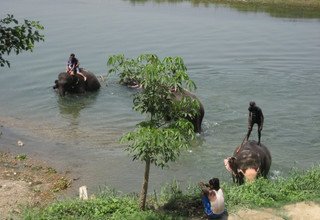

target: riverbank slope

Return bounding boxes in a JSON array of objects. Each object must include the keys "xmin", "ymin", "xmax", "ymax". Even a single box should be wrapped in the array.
[{"xmin": 1, "ymin": 151, "xmax": 320, "ymax": 219}]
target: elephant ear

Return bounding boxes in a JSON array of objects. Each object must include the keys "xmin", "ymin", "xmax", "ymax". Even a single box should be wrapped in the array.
[{"xmin": 224, "ymin": 157, "xmax": 237, "ymax": 174}]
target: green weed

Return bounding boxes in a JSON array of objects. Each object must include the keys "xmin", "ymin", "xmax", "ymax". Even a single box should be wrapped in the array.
[
  {"xmin": 15, "ymin": 154, "xmax": 27, "ymax": 160},
  {"xmin": 23, "ymin": 165, "xmax": 320, "ymax": 219}
]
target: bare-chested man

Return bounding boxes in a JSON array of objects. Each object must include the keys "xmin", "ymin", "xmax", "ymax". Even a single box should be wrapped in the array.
[{"xmin": 246, "ymin": 101, "xmax": 264, "ymax": 145}]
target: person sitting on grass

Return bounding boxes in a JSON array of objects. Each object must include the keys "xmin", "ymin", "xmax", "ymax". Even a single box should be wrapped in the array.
[{"xmin": 199, "ymin": 178, "xmax": 226, "ymax": 219}]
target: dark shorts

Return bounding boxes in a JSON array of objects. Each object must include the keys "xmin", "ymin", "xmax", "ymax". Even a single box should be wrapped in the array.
[{"xmin": 248, "ymin": 121, "xmax": 262, "ymax": 130}]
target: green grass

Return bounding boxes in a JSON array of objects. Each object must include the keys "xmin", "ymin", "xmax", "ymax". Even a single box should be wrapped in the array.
[
  {"xmin": 128, "ymin": 0, "xmax": 320, "ymax": 18},
  {"xmin": 206, "ymin": 0, "xmax": 320, "ymax": 18},
  {"xmin": 224, "ymin": 165, "xmax": 320, "ymax": 210},
  {"xmin": 15, "ymin": 154, "xmax": 27, "ymax": 160},
  {"xmin": 23, "ymin": 165, "xmax": 320, "ymax": 219}
]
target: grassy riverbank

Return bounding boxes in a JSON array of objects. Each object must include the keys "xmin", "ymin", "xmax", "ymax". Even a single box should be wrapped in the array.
[
  {"xmin": 23, "ymin": 165, "xmax": 320, "ymax": 219},
  {"xmin": 196, "ymin": 0, "xmax": 320, "ymax": 9},
  {"xmin": 205, "ymin": 0, "xmax": 320, "ymax": 18},
  {"xmin": 130, "ymin": 0, "xmax": 320, "ymax": 18}
]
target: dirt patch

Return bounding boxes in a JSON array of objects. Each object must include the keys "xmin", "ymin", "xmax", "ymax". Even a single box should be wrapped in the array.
[
  {"xmin": 284, "ymin": 202, "xmax": 320, "ymax": 220},
  {"xmin": 228, "ymin": 208, "xmax": 283, "ymax": 219},
  {"xmin": 0, "ymin": 152, "xmax": 71, "ymax": 219},
  {"xmin": 226, "ymin": 202, "xmax": 320, "ymax": 220}
]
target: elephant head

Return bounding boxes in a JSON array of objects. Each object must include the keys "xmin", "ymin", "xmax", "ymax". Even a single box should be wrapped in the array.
[
  {"xmin": 224, "ymin": 156, "xmax": 259, "ymax": 184},
  {"xmin": 224, "ymin": 140, "xmax": 271, "ymax": 185}
]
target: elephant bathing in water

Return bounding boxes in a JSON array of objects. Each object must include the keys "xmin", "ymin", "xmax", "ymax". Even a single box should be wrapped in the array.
[
  {"xmin": 53, "ymin": 68, "xmax": 101, "ymax": 96},
  {"xmin": 125, "ymin": 84, "xmax": 205, "ymax": 133},
  {"xmin": 224, "ymin": 140, "xmax": 272, "ymax": 185},
  {"xmin": 171, "ymin": 89, "xmax": 205, "ymax": 133}
]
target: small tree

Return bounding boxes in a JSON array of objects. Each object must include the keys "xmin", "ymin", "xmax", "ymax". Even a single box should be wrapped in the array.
[
  {"xmin": 108, "ymin": 54, "xmax": 200, "ymax": 210},
  {"xmin": 0, "ymin": 14, "xmax": 44, "ymax": 67}
]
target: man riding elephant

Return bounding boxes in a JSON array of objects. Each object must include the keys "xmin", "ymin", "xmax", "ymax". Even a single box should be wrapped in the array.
[
  {"xmin": 53, "ymin": 68, "xmax": 101, "ymax": 96},
  {"xmin": 66, "ymin": 53, "xmax": 87, "ymax": 81}
]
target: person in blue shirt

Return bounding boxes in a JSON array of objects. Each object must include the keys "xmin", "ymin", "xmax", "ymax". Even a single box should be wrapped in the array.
[
  {"xmin": 199, "ymin": 178, "xmax": 226, "ymax": 219},
  {"xmin": 66, "ymin": 53, "xmax": 86, "ymax": 81}
]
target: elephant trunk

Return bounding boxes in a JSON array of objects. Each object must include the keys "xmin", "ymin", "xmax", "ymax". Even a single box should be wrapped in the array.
[{"xmin": 239, "ymin": 168, "xmax": 258, "ymax": 183}]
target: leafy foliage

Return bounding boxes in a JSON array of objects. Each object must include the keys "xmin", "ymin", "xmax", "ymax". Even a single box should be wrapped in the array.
[
  {"xmin": 107, "ymin": 54, "xmax": 196, "ymax": 90},
  {"xmin": 121, "ymin": 119, "xmax": 194, "ymax": 168},
  {"xmin": 0, "ymin": 14, "xmax": 44, "ymax": 67},
  {"xmin": 108, "ymin": 54, "xmax": 199, "ymax": 125},
  {"xmin": 108, "ymin": 54, "xmax": 200, "ymax": 166},
  {"xmin": 108, "ymin": 53, "xmax": 199, "ymax": 209},
  {"xmin": 107, "ymin": 54, "xmax": 144, "ymax": 86}
]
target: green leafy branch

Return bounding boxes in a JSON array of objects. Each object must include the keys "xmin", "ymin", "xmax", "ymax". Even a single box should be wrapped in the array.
[{"xmin": 0, "ymin": 14, "xmax": 44, "ymax": 67}]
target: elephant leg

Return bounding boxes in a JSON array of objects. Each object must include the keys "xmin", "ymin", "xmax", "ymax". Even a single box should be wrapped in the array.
[
  {"xmin": 232, "ymin": 175, "xmax": 236, "ymax": 184},
  {"xmin": 196, "ymin": 117, "xmax": 202, "ymax": 133},
  {"xmin": 191, "ymin": 113, "xmax": 202, "ymax": 133}
]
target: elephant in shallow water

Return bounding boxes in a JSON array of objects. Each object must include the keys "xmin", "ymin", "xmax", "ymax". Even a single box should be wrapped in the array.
[
  {"xmin": 53, "ymin": 68, "xmax": 101, "ymax": 96},
  {"xmin": 124, "ymin": 83, "xmax": 205, "ymax": 133},
  {"xmin": 224, "ymin": 140, "xmax": 272, "ymax": 185},
  {"xmin": 171, "ymin": 89, "xmax": 205, "ymax": 133}
]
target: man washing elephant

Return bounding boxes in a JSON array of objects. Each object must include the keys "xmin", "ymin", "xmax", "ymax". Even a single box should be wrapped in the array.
[
  {"xmin": 246, "ymin": 101, "xmax": 264, "ymax": 145},
  {"xmin": 224, "ymin": 101, "xmax": 270, "ymax": 184}
]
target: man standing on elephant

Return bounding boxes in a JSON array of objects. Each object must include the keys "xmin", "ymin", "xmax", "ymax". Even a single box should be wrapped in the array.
[
  {"xmin": 246, "ymin": 101, "xmax": 264, "ymax": 145},
  {"xmin": 66, "ymin": 53, "xmax": 86, "ymax": 81}
]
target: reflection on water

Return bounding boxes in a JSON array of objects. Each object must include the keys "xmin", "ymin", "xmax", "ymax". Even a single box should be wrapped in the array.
[
  {"xmin": 57, "ymin": 92, "xmax": 100, "ymax": 139},
  {"xmin": 126, "ymin": 0, "xmax": 320, "ymax": 18},
  {"xmin": 58, "ymin": 92, "xmax": 99, "ymax": 121}
]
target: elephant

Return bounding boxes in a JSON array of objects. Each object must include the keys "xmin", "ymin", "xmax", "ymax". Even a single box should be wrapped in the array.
[
  {"xmin": 224, "ymin": 140, "xmax": 272, "ymax": 185},
  {"xmin": 171, "ymin": 89, "xmax": 205, "ymax": 133},
  {"xmin": 53, "ymin": 68, "xmax": 101, "ymax": 96},
  {"xmin": 123, "ymin": 81, "xmax": 205, "ymax": 133}
]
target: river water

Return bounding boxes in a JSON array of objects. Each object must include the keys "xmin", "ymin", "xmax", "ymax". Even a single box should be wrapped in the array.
[{"xmin": 1, "ymin": 0, "xmax": 319, "ymax": 195}]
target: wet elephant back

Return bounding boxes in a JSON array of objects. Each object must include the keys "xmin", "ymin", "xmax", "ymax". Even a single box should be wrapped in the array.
[
  {"xmin": 235, "ymin": 141, "xmax": 271, "ymax": 176},
  {"xmin": 80, "ymin": 69, "xmax": 101, "ymax": 91}
]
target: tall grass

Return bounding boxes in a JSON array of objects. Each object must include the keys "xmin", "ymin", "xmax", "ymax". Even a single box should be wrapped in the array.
[
  {"xmin": 206, "ymin": 0, "xmax": 320, "ymax": 18},
  {"xmin": 128, "ymin": 0, "xmax": 320, "ymax": 18},
  {"xmin": 23, "ymin": 165, "xmax": 320, "ymax": 219}
]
